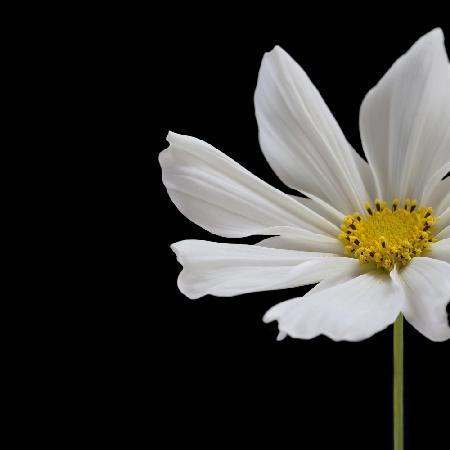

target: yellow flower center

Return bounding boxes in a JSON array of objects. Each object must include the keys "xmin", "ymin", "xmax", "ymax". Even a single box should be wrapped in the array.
[{"xmin": 338, "ymin": 198, "xmax": 438, "ymax": 271}]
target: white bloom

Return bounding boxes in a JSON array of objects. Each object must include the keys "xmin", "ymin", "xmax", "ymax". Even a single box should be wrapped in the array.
[{"xmin": 159, "ymin": 29, "xmax": 450, "ymax": 342}]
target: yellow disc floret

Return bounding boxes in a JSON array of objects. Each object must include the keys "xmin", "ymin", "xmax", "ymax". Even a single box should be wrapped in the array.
[{"xmin": 338, "ymin": 198, "xmax": 438, "ymax": 271}]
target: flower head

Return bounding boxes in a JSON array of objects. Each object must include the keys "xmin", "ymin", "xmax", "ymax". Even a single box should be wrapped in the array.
[
  {"xmin": 160, "ymin": 29, "xmax": 450, "ymax": 342},
  {"xmin": 338, "ymin": 199, "xmax": 437, "ymax": 270}
]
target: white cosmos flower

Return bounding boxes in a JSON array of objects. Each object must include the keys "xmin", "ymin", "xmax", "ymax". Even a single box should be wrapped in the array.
[{"xmin": 159, "ymin": 29, "xmax": 450, "ymax": 342}]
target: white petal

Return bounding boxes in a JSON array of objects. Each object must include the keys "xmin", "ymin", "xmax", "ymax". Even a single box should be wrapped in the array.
[
  {"xmin": 255, "ymin": 46, "xmax": 370, "ymax": 214},
  {"xmin": 425, "ymin": 177, "xmax": 450, "ymax": 216},
  {"xmin": 160, "ymin": 132, "xmax": 338, "ymax": 238},
  {"xmin": 430, "ymin": 239, "xmax": 450, "ymax": 263},
  {"xmin": 353, "ymin": 151, "xmax": 377, "ymax": 203},
  {"xmin": 420, "ymin": 161, "xmax": 450, "ymax": 209},
  {"xmin": 257, "ymin": 232, "xmax": 343, "ymax": 254},
  {"xmin": 171, "ymin": 240, "xmax": 359, "ymax": 299},
  {"xmin": 434, "ymin": 206, "xmax": 450, "ymax": 234},
  {"xmin": 273, "ymin": 267, "xmax": 367, "ymax": 342},
  {"xmin": 290, "ymin": 195, "xmax": 345, "ymax": 228},
  {"xmin": 276, "ymin": 331, "xmax": 288, "ymax": 341},
  {"xmin": 264, "ymin": 268, "xmax": 403, "ymax": 342},
  {"xmin": 437, "ymin": 223, "xmax": 450, "ymax": 240},
  {"xmin": 400, "ymin": 257, "xmax": 450, "ymax": 342},
  {"xmin": 304, "ymin": 264, "xmax": 367, "ymax": 296},
  {"xmin": 360, "ymin": 29, "xmax": 450, "ymax": 203}
]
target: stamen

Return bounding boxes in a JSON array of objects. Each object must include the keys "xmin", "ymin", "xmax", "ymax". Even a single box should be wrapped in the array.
[
  {"xmin": 338, "ymin": 199, "xmax": 438, "ymax": 271},
  {"xmin": 392, "ymin": 198, "xmax": 399, "ymax": 211},
  {"xmin": 375, "ymin": 198, "xmax": 381, "ymax": 212},
  {"xmin": 364, "ymin": 202, "xmax": 373, "ymax": 216}
]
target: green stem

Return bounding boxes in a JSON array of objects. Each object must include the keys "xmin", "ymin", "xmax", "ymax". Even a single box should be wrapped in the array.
[{"xmin": 393, "ymin": 313, "xmax": 404, "ymax": 450}]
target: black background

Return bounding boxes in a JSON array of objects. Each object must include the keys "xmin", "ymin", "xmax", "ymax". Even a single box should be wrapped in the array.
[
  {"xmin": 150, "ymin": 15, "xmax": 450, "ymax": 450},
  {"xmin": 3, "ymin": 9, "xmax": 450, "ymax": 450}
]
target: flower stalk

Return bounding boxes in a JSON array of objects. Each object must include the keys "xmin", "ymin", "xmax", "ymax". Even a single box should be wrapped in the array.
[{"xmin": 393, "ymin": 313, "xmax": 404, "ymax": 450}]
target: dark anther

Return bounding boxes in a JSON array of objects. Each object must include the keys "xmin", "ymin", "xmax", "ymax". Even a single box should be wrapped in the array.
[
  {"xmin": 354, "ymin": 239, "xmax": 360, "ymax": 245},
  {"xmin": 350, "ymin": 224, "xmax": 356, "ymax": 230},
  {"xmin": 376, "ymin": 203, "xmax": 381, "ymax": 212},
  {"xmin": 356, "ymin": 216, "xmax": 361, "ymax": 221},
  {"xmin": 423, "ymin": 225, "xmax": 430, "ymax": 232},
  {"xmin": 424, "ymin": 212, "xmax": 431, "ymax": 218},
  {"xmin": 410, "ymin": 204, "xmax": 416, "ymax": 213},
  {"xmin": 382, "ymin": 241, "xmax": 386, "ymax": 248},
  {"xmin": 367, "ymin": 207, "xmax": 373, "ymax": 216},
  {"xmin": 370, "ymin": 252, "xmax": 375, "ymax": 257}
]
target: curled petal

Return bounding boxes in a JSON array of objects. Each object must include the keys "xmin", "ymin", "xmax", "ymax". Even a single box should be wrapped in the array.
[
  {"xmin": 171, "ymin": 240, "xmax": 358, "ymax": 299},
  {"xmin": 400, "ymin": 257, "xmax": 450, "ymax": 342},
  {"xmin": 264, "ymin": 268, "xmax": 403, "ymax": 342},
  {"xmin": 160, "ymin": 132, "xmax": 339, "ymax": 238}
]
